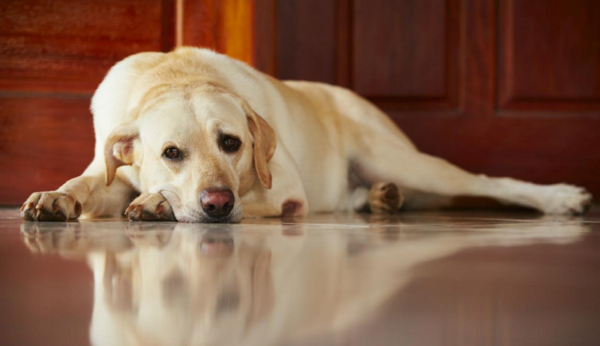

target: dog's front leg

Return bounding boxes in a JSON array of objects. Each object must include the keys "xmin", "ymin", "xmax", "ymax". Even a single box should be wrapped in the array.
[{"xmin": 21, "ymin": 162, "xmax": 136, "ymax": 221}]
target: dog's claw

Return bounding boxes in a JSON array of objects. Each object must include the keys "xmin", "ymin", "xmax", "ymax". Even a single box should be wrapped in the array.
[
  {"xmin": 22, "ymin": 202, "xmax": 33, "ymax": 212},
  {"xmin": 124, "ymin": 205, "xmax": 134, "ymax": 216},
  {"xmin": 134, "ymin": 205, "xmax": 144, "ymax": 220}
]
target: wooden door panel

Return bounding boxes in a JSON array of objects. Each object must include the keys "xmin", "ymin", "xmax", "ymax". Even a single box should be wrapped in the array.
[
  {"xmin": 0, "ymin": 97, "xmax": 94, "ymax": 204},
  {"xmin": 275, "ymin": 0, "xmax": 337, "ymax": 83},
  {"xmin": 0, "ymin": 0, "xmax": 175, "ymax": 94},
  {"xmin": 498, "ymin": 0, "xmax": 600, "ymax": 111},
  {"xmin": 353, "ymin": 0, "xmax": 461, "ymax": 111},
  {"xmin": 353, "ymin": 0, "xmax": 449, "ymax": 99}
]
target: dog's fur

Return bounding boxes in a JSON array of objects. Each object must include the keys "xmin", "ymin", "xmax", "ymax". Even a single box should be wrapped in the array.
[{"xmin": 21, "ymin": 47, "xmax": 593, "ymax": 222}]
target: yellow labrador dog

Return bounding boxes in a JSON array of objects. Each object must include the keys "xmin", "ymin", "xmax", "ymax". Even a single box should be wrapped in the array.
[{"xmin": 21, "ymin": 47, "xmax": 592, "ymax": 222}]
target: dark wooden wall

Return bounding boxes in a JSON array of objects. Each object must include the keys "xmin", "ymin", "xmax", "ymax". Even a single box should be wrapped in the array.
[
  {"xmin": 254, "ymin": 0, "xmax": 600, "ymax": 197},
  {"xmin": 2, "ymin": 0, "xmax": 600, "ymax": 204}
]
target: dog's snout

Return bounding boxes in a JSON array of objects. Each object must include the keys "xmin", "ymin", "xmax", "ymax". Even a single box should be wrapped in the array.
[{"xmin": 200, "ymin": 188, "xmax": 235, "ymax": 219}]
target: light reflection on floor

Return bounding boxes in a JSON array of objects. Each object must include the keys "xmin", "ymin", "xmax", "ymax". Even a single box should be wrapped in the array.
[{"xmin": 1, "ymin": 208, "xmax": 600, "ymax": 346}]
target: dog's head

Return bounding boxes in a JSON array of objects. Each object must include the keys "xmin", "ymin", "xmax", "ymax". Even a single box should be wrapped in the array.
[{"xmin": 103, "ymin": 83, "xmax": 276, "ymax": 222}]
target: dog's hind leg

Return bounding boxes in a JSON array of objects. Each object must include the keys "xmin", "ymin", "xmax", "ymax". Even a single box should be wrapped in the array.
[
  {"xmin": 351, "ymin": 133, "xmax": 592, "ymax": 215},
  {"xmin": 351, "ymin": 183, "xmax": 403, "ymax": 214}
]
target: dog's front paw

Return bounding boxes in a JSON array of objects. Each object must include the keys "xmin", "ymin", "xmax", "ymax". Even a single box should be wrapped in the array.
[
  {"xmin": 125, "ymin": 193, "xmax": 176, "ymax": 222},
  {"xmin": 368, "ymin": 182, "xmax": 403, "ymax": 214},
  {"xmin": 540, "ymin": 184, "xmax": 593, "ymax": 215},
  {"xmin": 21, "ymin": 191, "xmax": 82, "ymax": 221}
]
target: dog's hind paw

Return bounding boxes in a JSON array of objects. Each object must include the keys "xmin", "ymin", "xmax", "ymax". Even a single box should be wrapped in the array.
[
  {"xmin": 539, "ymin": 184, "xmax": 593, "ymax": 215},
  {"xmin": 125, "ymin": 193, "xmax": 176, "ymax": 222},
  {"xmin": 21, "ymin": 191, "xmax": 82, "ymax": 221},
  {"xmin": 368, "ymin": 182, "xmax": 403, "ymax": 214}
]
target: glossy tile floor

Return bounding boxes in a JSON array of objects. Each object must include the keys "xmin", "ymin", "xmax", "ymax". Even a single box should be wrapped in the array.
[{"xmin": 1, "ymin": 207, "xmax": 600, "ymax": 346}]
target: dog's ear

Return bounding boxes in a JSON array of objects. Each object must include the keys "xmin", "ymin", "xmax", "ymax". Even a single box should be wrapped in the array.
[
  {"xmin": 104, "ymin": 124, "xmax": 140, "ymax": 186},
  {"xmin": 243, "ymin": 102, "xmax": 276, "ymax": 189}
]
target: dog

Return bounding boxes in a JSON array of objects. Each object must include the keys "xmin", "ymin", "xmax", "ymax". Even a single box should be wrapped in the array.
[{"xmin": 21, "ymin": 47, "xmax": 593, "ymax": 223}]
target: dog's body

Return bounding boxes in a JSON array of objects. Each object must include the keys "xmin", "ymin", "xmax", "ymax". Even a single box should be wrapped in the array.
[{"xmin": 22, "ymin": 47, "xmax": 592, "ymax": 222}]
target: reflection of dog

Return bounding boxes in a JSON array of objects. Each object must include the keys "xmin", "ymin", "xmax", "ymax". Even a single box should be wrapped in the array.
[
  {"xmin": 20, "ymin": 47, "xmax": 592, "ymax": 223},
  {"xmin": 19, "ymin": 217, "xmax": 591, "ymax": 346}
]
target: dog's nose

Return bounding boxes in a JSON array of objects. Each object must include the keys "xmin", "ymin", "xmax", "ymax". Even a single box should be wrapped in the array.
[{"xmin": 200, "ymin": 188, "xmax": 235, "ymax": 219}]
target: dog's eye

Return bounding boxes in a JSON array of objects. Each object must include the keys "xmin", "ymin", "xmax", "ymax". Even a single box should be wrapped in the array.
[
  {"xmin": 220, "ymin": 136, "xmax": 241, "ymax": 153},
  {"xmin": 163, "ymin": 147, "xmax": 183, "ymax": 161}
]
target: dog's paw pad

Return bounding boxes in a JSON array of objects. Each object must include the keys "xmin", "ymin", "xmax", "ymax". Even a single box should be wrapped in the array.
[
  {"xmin": 368, "ymin": 182, "xmax": 403, "ymax": 214},
  {"xmin": 126, "ymin": 193, "xmax": 176, "ymax": 222},
  {"xmin": 21, "ymin": 192, "xmax": 81, "ymax": 221},
  {"xmin": 540, "ymin": 184, "xmax": 593, "ymax": 215}
]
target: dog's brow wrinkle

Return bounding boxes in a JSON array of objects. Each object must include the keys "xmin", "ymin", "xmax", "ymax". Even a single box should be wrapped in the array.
[{"xmin": 134, "ymin": 84, "xmax": 172, "ymax": 116}]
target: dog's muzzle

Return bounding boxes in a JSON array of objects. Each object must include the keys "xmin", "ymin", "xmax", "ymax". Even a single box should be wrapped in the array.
[{"xmin": 200, "ymin": 188, "xmax": 235, "ymax": 222}]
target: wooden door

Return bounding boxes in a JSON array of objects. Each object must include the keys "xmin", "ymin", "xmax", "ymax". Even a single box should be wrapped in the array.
[{"xmin": 254, "ymin": 0, "xmax": 600, "ymax": 197}]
